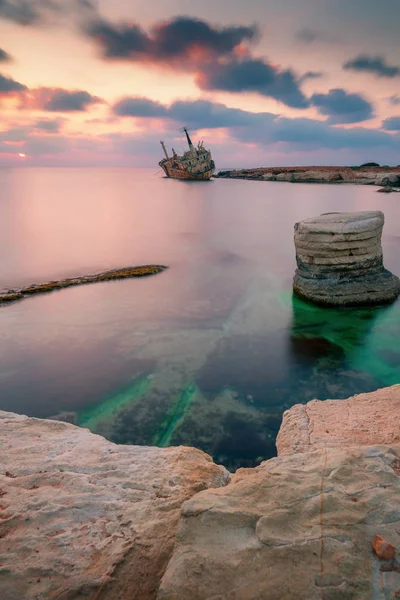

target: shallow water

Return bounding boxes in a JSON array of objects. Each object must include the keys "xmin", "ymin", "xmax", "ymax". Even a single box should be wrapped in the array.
[{"xmin": 1, "ymin": 168, "xmax": 400, "ymax": 469}]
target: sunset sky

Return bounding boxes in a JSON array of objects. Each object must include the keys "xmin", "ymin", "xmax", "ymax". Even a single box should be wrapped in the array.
[{"xmin": 1, "ymin": 0, "xmax": 400, "ymax": 167}]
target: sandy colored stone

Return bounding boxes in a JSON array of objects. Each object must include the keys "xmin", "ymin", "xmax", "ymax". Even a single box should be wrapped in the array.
[
  {"xmin": 276, "ymin": 385, "xmax": 400, "ymax": 456},
  {"xmin": 158, "ymin": 444, "xmax": 400, "ymax": 600},
  {"xmin": 0, "ymin": 412, "xmax": 229, "ymax": 600}
]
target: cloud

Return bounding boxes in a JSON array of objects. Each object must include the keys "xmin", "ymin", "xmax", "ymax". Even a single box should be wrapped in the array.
[
  {"xmin": 0, "ymin": 47, "xmax": 11, "ymax": 62},
  {"xmin": 196, "ymin": 58, "xmax": 309, "ymax": 108},
  {"xmin": 343, "ymin": 54, "xmax": 400, "ymax": 78},
  {"xmin": 300, "ymin": 71, "xmax": 324, "ymax": 82},
  {"xmin": 0, "ymin": 0, "xmax": 95, "ymax": 26},
  {"xmin": 382, "ymin": 116, "xmax": 400, "ymax": 131},
  {"xmin": 295, "ymin": 28, "xmax": 323, "ymax": 44},
  {"xmin": 85, "ymin": 16, "xmax": 257, "ymax": 63},
  {"xmin": 24, "ymin": 136, "xmax": 70, "ymax": 155},
  {"xmin": 310, "ymin": 88, "xmax": 373, "ymax": 123},
  {"xmin": 85, "ymin": 15, "xmax": 308, "ymax": 108},
  {"xmin": 34, "ymin": 118, "xmax": 64, "ymax": 132},
  {"xmin": 113, "ymin": 97, "xmax": 167, "ymax": 118},
  {"xmin": 110, "ymin": 96, "xmax": 399, "ymax": 154},
  {"xmin": 388, "ymin": 95, "xmax": 400, "ymax": 106},
  {"xmin": 0, "ymin": 72, "xmax": 26, "ymax": 93},
  {"xmin": 169, "ymin": 99, "xmax": 265, "ymax": 129},
  {"xmin": 20, "ymin": 88, "xmax": 103, "ymax": 111},
  {"xmin": 113, "ymin": 97, "xmax": 273, "ymax": 128}
]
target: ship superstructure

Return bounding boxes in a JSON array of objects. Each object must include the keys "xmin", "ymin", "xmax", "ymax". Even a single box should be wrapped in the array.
[{"xmin": 159, "ymin": 128, "xmax": 215, "ymax": 180}]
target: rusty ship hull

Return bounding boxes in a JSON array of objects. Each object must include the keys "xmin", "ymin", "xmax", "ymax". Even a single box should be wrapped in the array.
[
  {"xmin": 159, "ymin": 128, "xmax": 215, "ymax": 181},
  {"xmin": 160, "ymin": 163, "xmax": 215, "ymax": 180}
]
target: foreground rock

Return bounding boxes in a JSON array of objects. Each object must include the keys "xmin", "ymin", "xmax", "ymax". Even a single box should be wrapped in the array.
[
  {"xmin": 2, "ymin": 385, "xmax": 400, "ymax": 600},
  {"xmin": 0, "ymin": 412, "xmax": 229, "ymax": 600},
  {"xmin": 216, "ymin": 165, "xmax": 400, "ymax": 186},
  {"xmin": 276, "ymin": 384, "xmax": 400, "ymax": 456},
  {"xmin": 293, "ymin": 211, "xmax": 400, "ymax": 305},
  {"xmin": 0, "ymin": 265, "xmax": 167, "ymax": 305},
  {"xmin": 159, "ymin": 385, "xmax": 400, "ymax": 600}
]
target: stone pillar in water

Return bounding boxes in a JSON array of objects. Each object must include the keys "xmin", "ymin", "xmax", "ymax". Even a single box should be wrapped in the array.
[{"xmin": 293, "ymin": 211, "xmax": 400, "ymax": 306}]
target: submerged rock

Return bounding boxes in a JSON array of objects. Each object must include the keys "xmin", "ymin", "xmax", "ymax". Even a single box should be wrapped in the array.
[
  {"xmin": 293, "ymin": 211, "xmax": 400, "ymax": 306},
  {"xmin": 377, "ymin": 186, "xmax": 400, "ymax": 193},
  {"xmin": 0, "ymin": 265, "xmax": 168, "ymax": 305}
]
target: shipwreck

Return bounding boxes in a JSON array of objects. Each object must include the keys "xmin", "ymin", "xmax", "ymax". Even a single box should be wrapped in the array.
[{"xmin": 159, "ymin": 128, "xmax": 215, "ymax": 180}]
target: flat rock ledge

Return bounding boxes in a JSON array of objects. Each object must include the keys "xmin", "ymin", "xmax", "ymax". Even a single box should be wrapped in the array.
[
  {"xmin": 293, "ymin": 211, "xmax": 400, "ymax": 306},
  {"xmin": 2, "ymin": 386, "xmax": 400, "ymax": 599},
  {"xmin": 216, "ymin": 166, "xmax": 400, "ymax": 186},
  {"xmin": 0, "ymin": 265, "xmax": 167, "ymax": 305}
]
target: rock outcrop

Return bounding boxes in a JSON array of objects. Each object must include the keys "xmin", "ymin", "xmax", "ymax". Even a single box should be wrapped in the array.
[
  {"xmin": 215, "ymin": 165, "xmax": 400, "ymax": 187},
  {"xmin": 293, "ymin": 211, "xmax": 400, "ymax": 306},
  {"xmin": 0, "ymin": 412, "xmax": 229, "ymax": 600},
  {"xmin": 2, "ymin": 385, "xmax": 400, "ymax": 600},
  {"xmin": 159, "ymin": 385, "xmax": 400, "ymax": 600},
  {"xmin": 276, "ymin": 384, "xmax": 400, "ymax": 456}
]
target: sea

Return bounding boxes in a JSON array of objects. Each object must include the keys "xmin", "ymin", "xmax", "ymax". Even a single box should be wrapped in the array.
[{"xmin": 1, "ymin": 167, "xmax": 400, "ymax": 470}]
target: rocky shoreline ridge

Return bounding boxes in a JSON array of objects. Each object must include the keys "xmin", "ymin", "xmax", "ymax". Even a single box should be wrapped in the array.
[
  {"xmin": 0, "ymin": 265, "xmax": 168, "ymax": 305},
  {"xmin": 1, "ymin": 384, "xmax": 400, "ymax": 599},
  {"xmin": 215, "ymin": 165, "xmax": 400, "ymax": 187}
]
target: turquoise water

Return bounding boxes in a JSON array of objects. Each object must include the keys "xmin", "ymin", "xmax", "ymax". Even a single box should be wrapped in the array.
[{"xmin": 1, "ymin": 168, "xmax": 399, "ymax": 469}]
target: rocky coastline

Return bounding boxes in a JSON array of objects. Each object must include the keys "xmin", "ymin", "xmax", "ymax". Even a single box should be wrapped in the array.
[
  {"xmin": 1, "ymin": 384, "xmax": 400, "ymax": 599},
  {"xmin": 215, "ymin": 165, "xmax": 400, "ymax": 187},
  {"xmin": 0, "ymin": 265, "xmax": 168, "ymax": 305}
]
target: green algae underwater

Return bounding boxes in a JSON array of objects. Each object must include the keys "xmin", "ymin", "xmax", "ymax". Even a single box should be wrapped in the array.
[{"xmin": 73, "ymin": 292, "xmax": 400, "ymax": 471}]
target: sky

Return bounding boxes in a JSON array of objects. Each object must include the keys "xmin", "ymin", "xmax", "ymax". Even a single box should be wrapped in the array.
[{"xmin": 0, "ymin": 0, "xmax": 400, "ymax": 167}]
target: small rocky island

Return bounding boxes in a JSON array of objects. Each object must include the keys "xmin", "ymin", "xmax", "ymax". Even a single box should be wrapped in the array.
[
  {"xmin": 293, "ymin": 211, "xmax": 400, "ymax": 306},
  {"xmin": 215, "ymin": 164, "xmax": 400, "ymax": 187},
  {"xmin": 0, "ymin": 265, "xmax": 167, "ymax": 305}
]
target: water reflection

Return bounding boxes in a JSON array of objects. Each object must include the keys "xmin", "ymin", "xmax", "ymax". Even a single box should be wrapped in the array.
[{"xmin": 1, "ymin": 169, "xmax": 400, "ymax": 471}]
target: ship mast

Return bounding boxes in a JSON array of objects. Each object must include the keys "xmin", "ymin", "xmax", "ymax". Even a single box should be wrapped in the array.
[
  {"xmin": 160, "ymin": 141, "xmax": 170, "ymax": 160},
  {"xmin": 183, "ymin": 127, "xmax": 195, "ymax": 153}
]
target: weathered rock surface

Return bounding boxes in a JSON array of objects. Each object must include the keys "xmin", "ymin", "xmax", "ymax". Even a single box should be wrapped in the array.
[
  {"xmin": 293, "ymin": 211, "xmax": 400, "ymax": 305},
  {"xmin": 159, "ymin": 445, "xmax": 400, "ymax": 599},
  {"xmin": 215, "ymin": 165, "xmax": 400, "ymax": 187},
  {"xmin": 0, "ymin": 412, "xmax": 229, "ymax": 600},
  {"xmin": 277, "ymin": 385, "xmax": 400, "ymax": 456},
  {"xmin": 377, "ymin": 187, "xmax": 400, "ymax": 193},
  {"xmin": 3, "ymin": 384, "xmax": 400, "ymax": 600},
  {"xmin": 0, "ymin": 265, "xmax": 167, "ymax": 305},
  {"xmin": 159, "ymin": 386, "xmax": 400, "ymax": 600}
]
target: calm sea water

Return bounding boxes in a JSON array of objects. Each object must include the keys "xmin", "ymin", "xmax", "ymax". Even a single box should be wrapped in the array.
[{"xmin": 1, "ymin": 167, "xmax": 400, "ymax": 469}]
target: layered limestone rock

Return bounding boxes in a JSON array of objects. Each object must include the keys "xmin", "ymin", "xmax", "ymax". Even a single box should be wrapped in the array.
[
  {"xmin": 293, "ymin": 211, "xmax": 400, "ymax": 305},
  {"xmin": 159, "ymin": 385, "xmax": 400, "ymax": 600},
  {"xmin": 0, "ymin": 412, "xmax": 229, "ymax": 600}
]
